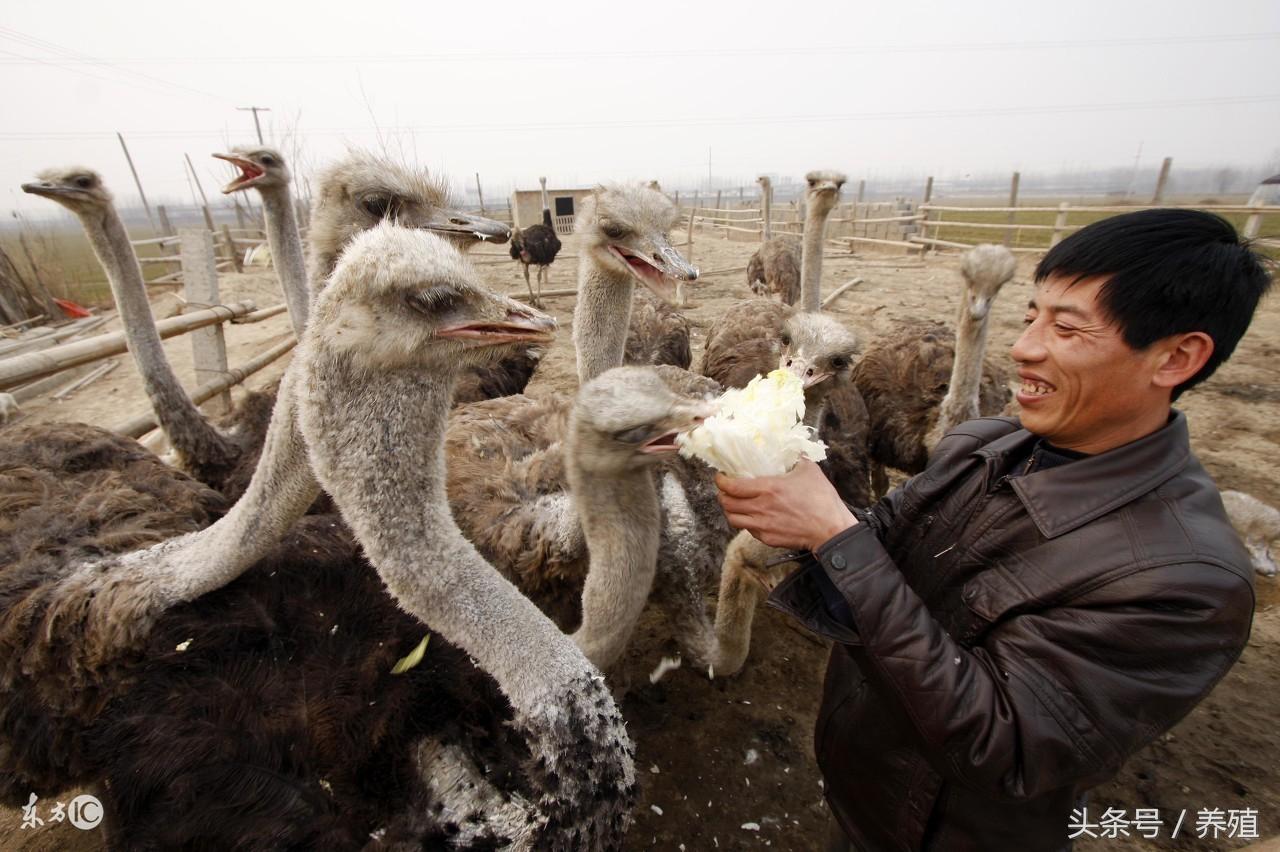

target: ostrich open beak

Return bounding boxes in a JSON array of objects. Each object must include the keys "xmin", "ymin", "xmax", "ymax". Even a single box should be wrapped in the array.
[
  {"xmin": 641, "ymin": 400, "xmax": 718, "ymax": 454},
  {"xmin": 212, "ymin": 152, "xmax": 264, "ymax": 193},
  {"xmin": 424, "ymin": 209, "xmax": 512, "ymax": 245},
  {"xmin": 608, "ymin": 235, "xmax": 698, "ymax": 304}
]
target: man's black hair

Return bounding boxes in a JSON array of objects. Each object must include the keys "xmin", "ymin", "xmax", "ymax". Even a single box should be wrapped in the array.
[{"xmin": 1035, "ymin": 208, "xmax": 1273, "ymax": 399}]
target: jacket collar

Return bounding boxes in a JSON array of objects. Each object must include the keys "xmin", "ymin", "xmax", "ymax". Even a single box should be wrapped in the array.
[{"xmin": 975, "ymin": 410, "xmax": 1191, "ymax": 539}]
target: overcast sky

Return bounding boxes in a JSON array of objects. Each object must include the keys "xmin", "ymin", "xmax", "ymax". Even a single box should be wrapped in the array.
[{"xmin": 3, "ymin": 0, "xmax": 1278, "ymax": 217}]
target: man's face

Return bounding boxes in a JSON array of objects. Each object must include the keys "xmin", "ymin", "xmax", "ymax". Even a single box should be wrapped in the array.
[{"xmin": 1011, "ymin": 274, "xmax": 1170, "ymax": 454}]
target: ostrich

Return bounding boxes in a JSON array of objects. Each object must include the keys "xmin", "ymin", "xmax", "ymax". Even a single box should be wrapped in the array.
[
  {"xmin": 509, "ymin": 176, "xmax": 562, "ymax": 307},
  {"xmin": 626, "ymin": 290, "xmax": 693, "ymax": 370},
  {"xmin": 306, "ymin": 151, "xmax": 539, "ymax": 405},
  {"xmin": 746, "ymin": 236, "xmax": 800, "ymax": 304},
  {"xmin": 0, "ymin": 224, "xmax": 634, "ymax": 848},
  {"xmin": 853, "ymin": 243, "xmax": 1016, "ymax": 479},
  {"xmin": 21, "ymin": 169, "xmax": 243, "ymax": 491},
  {"xmin": 1221, "ymin": 490, "xmax": 1280, "ymax": 576},
  {"xmin": 757, "ymin": 174, "xmax": 774, "ymax": 240},
  {"xmin": 572, "ymin": 183, "xmax": 699, "ymax": 384},
  {"xmin": 212, "ymin": 146, "xmax": 310, "ymax": 336}
]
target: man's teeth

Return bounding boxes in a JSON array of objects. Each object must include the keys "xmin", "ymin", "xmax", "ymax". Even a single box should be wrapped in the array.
[{"xmin": 1021, "ymin": 381, "xmax": 1054, "ymax": 396}]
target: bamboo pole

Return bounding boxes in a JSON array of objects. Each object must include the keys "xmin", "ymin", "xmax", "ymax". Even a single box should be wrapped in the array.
[
  {"xmin": 117, "ymin": 338, "xmax": 296, "ymax": 439},
  {"xmin": 1152, "ymin": 157, "xmax": 1173, "ymax": 204},
  {"xmin": 918, "ymin": 176, "xmax": 934, "ymax": 255},
  {"xmin": 0, "ymin": 301, "xmax": 257, "ymax": 390},
  {"xmin": 184, "ymin": 153, "xmax": 219, "ymax": 234},
  {"xmin": 52, "ymin": 359, "xmax": 118, "ymax": 401},
  {"xmin": 505, "ymin": 286, "xmax": 578, "ymax": 299},
  {"xmin": 475, "ymin": 172, "xmax": 486, "ymax": 215},
  {"xmin": 821, "ymin": 277, "xmax": 864, "ymax": 309},
  {"xmin": 117, "ymin": 132, "xmax": 157, "ymax": 232},
  {"xmin": 231, "ymin": 303, "xmax": 289, "ymax": 324}
]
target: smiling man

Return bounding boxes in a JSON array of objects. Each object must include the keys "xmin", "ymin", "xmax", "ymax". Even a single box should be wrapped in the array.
[{"xmin": 715, "ymin": 209, "xmax": 1273, "ymax": 851}]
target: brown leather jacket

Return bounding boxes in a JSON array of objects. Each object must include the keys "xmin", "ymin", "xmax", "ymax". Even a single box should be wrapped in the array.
[{"xmin": 769, "ymin": 413, "xmax": 1254, "ymax": 852}]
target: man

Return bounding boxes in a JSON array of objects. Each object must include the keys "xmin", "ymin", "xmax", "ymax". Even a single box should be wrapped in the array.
[{"xmin": 716, "ymin": 209, "xmax": 1272, "ymax": 851}]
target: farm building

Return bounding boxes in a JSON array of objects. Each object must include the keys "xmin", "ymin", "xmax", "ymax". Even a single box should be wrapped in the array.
[{"xmin": 510, "ymin": 185, "xmax": 594, "ymax": 233}]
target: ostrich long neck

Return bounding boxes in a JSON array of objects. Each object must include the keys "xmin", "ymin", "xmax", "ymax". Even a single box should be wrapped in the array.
[
  {"xmin": 148, "ymin": 367, "xmax": 320, "ymax": 603},
  {"xmin": 299, "ymin": 357, "xmax": 634, "ymax": 843},
  {"xmin": 799, "ymin": 200, "xmax": 832, "ymax": 312},
  {"xmin": 569, "ymin": 460, "xmax": 662, "ymax": 669},
  {"xmin": 83, "ymin": 206, "xmax": 236, "ymax": 477},
  {"xmin": 573, "ymin": 260, "xmax": 634, "ymax": 383},
  {"xmin": 929, "ymin": 297, "xmax": 991, "ymax": 447},
  {"xmin": 258, "ymin": 187, "xmax": 310, "ymax": 336}
]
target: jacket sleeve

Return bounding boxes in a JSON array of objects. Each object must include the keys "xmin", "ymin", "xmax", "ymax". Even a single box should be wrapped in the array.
[{"xmin": 770, "ymin": 523, "xmax": 1254, "ymax": 799}]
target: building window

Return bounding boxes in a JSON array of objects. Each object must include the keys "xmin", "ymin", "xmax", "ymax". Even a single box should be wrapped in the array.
[{"xmin": 554, "ymin": 197, "xmax": 575, "ymax": 217}]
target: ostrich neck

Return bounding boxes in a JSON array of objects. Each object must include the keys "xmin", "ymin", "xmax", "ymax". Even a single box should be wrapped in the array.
[
  {"xmin": 799, "ymin": 201, "xmax": 832, "ymax": 312},
  {"xmin": 150, "ymin": 365, "xmax": 320, "ymax": 602},
  {"xmin": 85, "ymin": 207, "xmax": 235, "ymax": 472},
  {"xmin": 568, "ymin": 458, "xmax": 662, "ymax": 669},
  {"xmin": 300, "ymin": 355, "xmax": 615, "ymax": 713},
  {"xmin": 573, "ymin": 258, "xmax": 634, "ymax": 383},
  {"xmin": 932, "ymin": 303, "xmax": 991, "ymax": 444},
  {"xmin": 259, "ymin": 188, "xmax": 311, "ymax": 337}
]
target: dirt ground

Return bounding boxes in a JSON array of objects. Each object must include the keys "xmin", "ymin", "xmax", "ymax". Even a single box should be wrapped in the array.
[{"xmin": 3, "ymin": 229, "xmax": 1277, "ymax": 851}]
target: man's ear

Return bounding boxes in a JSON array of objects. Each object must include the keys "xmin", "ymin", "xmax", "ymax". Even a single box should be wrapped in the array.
[{"xmin": 1152, "ymin": 332, "xmax": 1214, "ymax": 390}]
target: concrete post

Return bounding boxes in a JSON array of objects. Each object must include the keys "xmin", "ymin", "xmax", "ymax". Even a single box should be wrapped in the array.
[{"xmin": 180, "ymin": 228, "xmax": 230, "ymax": 414}]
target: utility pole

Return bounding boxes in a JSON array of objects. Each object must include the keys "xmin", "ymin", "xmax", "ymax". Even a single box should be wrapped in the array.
[{"xmin": 237, "ymin": 106, "xmax": 271, "ymax": 144}]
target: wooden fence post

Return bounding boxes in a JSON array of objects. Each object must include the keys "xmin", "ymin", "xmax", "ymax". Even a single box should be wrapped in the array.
[
  {"xmin": 475, "ymin": 173, "xmax": 486, "ymax": 215},
  {"xmin": 1152, "ymin": 157, "xmax": 1172, "ymax": 204},
  {"xmin": 1003, "ymin": 171, "xmax": 1021, "ymax": 247},
  {"xmin": 1049, "ymin": 202, "xmax": 1071, "ymax": 248},
  {"xmin": 1242, "ymin": 199, "xmax": 1265, "ymax": 240},
  {"xmin": 179, "ymin": 228, "xmax": 231, "ymax": 414},
  {"xmin": 918, "ymin": 176, "xmax": 934, "ymax": 255},
  {"xmin": 220, "ymin": 225, "xmax": 244, "ymax": 273}
]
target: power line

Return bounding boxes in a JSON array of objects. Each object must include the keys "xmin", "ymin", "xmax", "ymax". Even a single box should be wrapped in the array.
[
  {"xmin": 0, "ymin": 93, "xmax": 1275, "ymax": 142},
  {"xmin": 0, "ymin": 32, "xmax": 1276, "ymax": 66}
]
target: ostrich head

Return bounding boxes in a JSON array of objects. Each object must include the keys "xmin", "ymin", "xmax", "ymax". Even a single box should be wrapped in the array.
[
  {"xmin": 570, "ymin": 367, "xmax": 714, "ymax": 476},
  {"xmin": 959, "ymin": 243, "xmax": 1017, "ymax": 321},
  {"xmin": 575, "ymin": 184, "xmax": 698, "ymax": 303},
  {"xmin": 804, "ymin": 169, "xmax": 847, "ymax": 218},
  {"xmin": 756, "ymin": 175, "xmax": 772, "ymax": 190},
  {"xmin": 308, "ymin": 152, "xmax": 511, "ymax": 282},
  {"xmin": 780, "ymin": 312, "xmax": 860, "ymax": 406},
  {"xmin": 212, "ymin": 146, "xmax": 291, "ymax": 193},
  {"xmin": 21, "ymin": 168, "xmax": 112, "ymax": 219},
  {"xmin": 311, "ymin": 221, "xmax": 555, "ymax": 372}
]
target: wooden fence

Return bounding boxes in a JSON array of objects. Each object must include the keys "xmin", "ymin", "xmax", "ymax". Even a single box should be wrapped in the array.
[{"xmin": 0, "ymin": 228, "xmax": 296, "ymax": 442}]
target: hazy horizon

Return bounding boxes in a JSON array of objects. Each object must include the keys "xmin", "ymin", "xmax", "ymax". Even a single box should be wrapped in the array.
[{"xmin": 4, "ymin": 0, "xmax": 1278, "ymax": 220}]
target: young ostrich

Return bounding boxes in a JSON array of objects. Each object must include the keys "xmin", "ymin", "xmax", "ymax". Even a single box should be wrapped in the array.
[
  {"xmin": 306, "ymin": 151, "xmax": 543, "ymax": 405},
  {"xmin": 853, "ymin": 243, "xmax": 1016, "ymax": 480},
  {"xmin": 0, "ymin": 224, "xmax": 635, "ymax": 848},
  {"xmin": 746, "ymin": 236, "xmax": 801, "ymax": 304},
  {"xmin": 21, "ymin": 170, "xmax": 244, "ymax": 492},
  {"xmin": 212, "ymin": 146, "xmax": 310, "ymax": 336},
  {"xmin": 509, "ymin": 176, "xmax": 562, "ymax": 307}
]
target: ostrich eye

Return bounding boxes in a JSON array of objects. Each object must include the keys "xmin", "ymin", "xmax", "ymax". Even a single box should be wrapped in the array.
[
  {"xmin": 780, "ymin": 334, "xmax": 791, "ymax": 347},
  {"xmin": 74, "ymin": 176, "xmax": 94, "ymax": 189},
  {"xmin": 832, "ymin": 357, "xmax": 848, "ymax": 370},
  {"xmin": 362, "ymin": 194, "xmax": 398, "ymax": 219},
  {"xmin": 260, "ymin": 155, "xmax": 277, "ymax": 167},
  {"xmin": 408, "ymin": 286, "xmax": 465, "ymax": 317},
  {"xmin": 807, "ymin": 179, "xmax": 816, "ymax": 188},
  {"xmin": 600, "ymin": 222, "xmax": 629, "ymax": 240},
  {"xmin": 613, "ymin": 425, "xmax": 653, "ymax": 444}
]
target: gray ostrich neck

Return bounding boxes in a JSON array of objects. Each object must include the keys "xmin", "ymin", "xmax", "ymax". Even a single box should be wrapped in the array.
[
  {"xmin": 258, "ymin": 189, "xmax": 310, "ymax": 336},
  {"xmin": 799, "ymin": 201, "xmax": 831, "ymax": 312},
  {"xmin": 568, "ymin": 459, "xmax": 662, "ymax": 669},
  {"xmin": 573, "ymin": 260, "xmax": 635, "ymax": 383},
  {"xmin": 802, "ymin": 393, "xmax": 828, "ymax": 431},
  {"xmin": 932, "ymin": 300, "xmax": 991, "ymax": 444},
  {"xmin": 150, "ymin": 366, "xmax": 320, "ymax": 602},
  {"xmin": 86, "ymin": 207, "xmax": 235, "ymax": 472}
]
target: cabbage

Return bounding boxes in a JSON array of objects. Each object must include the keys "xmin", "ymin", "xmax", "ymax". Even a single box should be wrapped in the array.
[{"xmin": 676, "ymin": 369, "xmax": 826, "ymax": 478}]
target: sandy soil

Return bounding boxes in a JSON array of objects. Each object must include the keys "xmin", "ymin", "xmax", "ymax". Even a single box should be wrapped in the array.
[{"xmin": 2, "ymin": 230, "xmax": 1277, "ymax": 850}]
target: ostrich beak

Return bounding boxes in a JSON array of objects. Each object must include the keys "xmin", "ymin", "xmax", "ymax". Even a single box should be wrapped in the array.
[
  {"xmin": 212, "ymin": 152, "xmax": 265, "ymax": 194},
  {"xmin": 424, "ymin": 209, "xmax": 512, "ymax": 245},
  {"xmin": 21, "ymin": 181, "xmax": 78, "ymax": 199},
  {"xmin": 609, "ymin": 235, "xmax": 698, "ymax": 304},
  {"xmin": 783, "ymin": 356, "xmax": 832, "ymax": 390},
  {"xmin": 969, "ymin": 296, "xmax": 991, "ymax": 322},
  {"xmin": 437, "ymin": 300, "xmax": 557, "ymax": 345},
  {"xmin": 641, "ymin": 400, "xmax": 718, "ymax": 454}
]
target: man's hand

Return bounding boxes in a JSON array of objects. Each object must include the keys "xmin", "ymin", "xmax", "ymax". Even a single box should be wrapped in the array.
[{"xmin": 715, "ymin": 458, "xmax": 857, "ymax": 551}]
